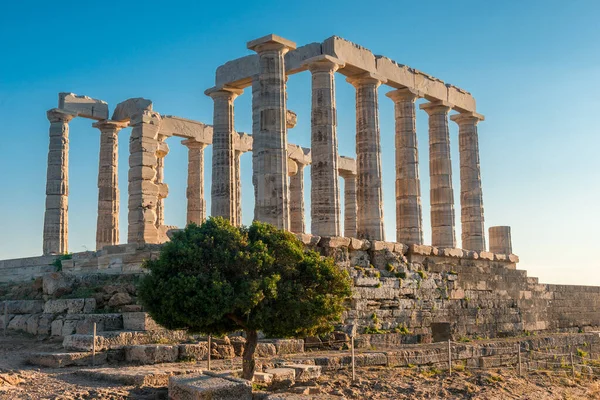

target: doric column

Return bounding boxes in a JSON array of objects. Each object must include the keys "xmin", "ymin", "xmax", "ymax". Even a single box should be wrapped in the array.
[
  {"xmin": 128, "ymin": 110, "xmax": 161, "ymax": 244},
  {"xmin": 289, "ymin": 161, "xmax": 305, "ymax": 234},
  {"xmin": 420, "ymin": 101, "xmax": 456, "ymax": 248},
  {"xmin": 340, "ymin": 172, "xmax": 357, "ymax": 238},
  {"xmin": 93, "ymin": 120, "xmax": 126, "ymax": 250},
  {"xmin": 155, "ymin": 135, "xmax": 169, "ymax": 228},
  {"xmin": 43, "ymin": 109, "xmax": 75, "ymax": 255},
  {"xmin": 451, "ymin": 112, "xmax": 486, "ymax": 251},
  {"xmin": 182, "ymin": 139, "xmax": 206, "ymax": 225},
  {"xmin": 206, "ymin": 86, "xmax": 243, "ymax": 225},
  {"xmin": 248, "ymin": 34, "xmax": 296, "ymax": 230},
  {"xmin": 234, "ymin": 150, "xmax": 242, "ymax": 226},
  {"xmin": 386, "ymin": 88, "xmax": 424, "ymax": 245},
  {"xmin": 303, "ymin": 55, "xmax": 344, "ymax": 237},
  {"xmin": 346, "ymin": 72, "xmax": 386, "ymax": 240}
]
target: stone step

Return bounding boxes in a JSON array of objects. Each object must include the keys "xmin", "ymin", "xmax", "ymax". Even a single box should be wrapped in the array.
[
  {"xmin": 63, "ymin": 330, "xmax": 191, "ymax": 351},
  {"xmin": 281, "ymin": 363, "xmax": 321, "ymax": 380},
  {"xmin": 76, "ymin": 364, "xmax": 204, "ymax": 386},
  {"xmin": 169, "ymin": 372, "xmax": 251, "ymax": 400},
  {"xmin": 28, "ymin": 351, "xmax": 108, "ymax": 368}
]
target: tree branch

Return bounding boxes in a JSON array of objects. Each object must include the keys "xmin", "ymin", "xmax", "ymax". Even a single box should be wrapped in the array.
[{"xmin": 226, "ymin": 313, "xmax": 248, "ymax": 329}]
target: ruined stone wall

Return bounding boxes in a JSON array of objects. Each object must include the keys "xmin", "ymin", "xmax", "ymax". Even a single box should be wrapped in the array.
[{"xmin": 1, "ymin": 237, "xmax": 599, "ymax": 340}]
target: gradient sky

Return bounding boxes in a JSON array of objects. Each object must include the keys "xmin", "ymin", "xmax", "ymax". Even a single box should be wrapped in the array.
[{"xmin": 1, "ymin": 0, "xmax": 598, "ymax": 286}]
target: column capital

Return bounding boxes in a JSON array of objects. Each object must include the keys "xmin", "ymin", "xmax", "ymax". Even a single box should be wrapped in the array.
[
  {"xmin": 419, "ymin": 100, "xmax": 452, "ymax": 115},
  {"xmin": 181, "ymin": 138, "xmax": 207, "ymax": 149},
  {"xmin": 204, "ymin": 85, "xmax": 244, "ymax": 99},
  {"xmin": 47, "ymin": 108, "xmax": 76, "ymax": 123},
  {"xmin": 302, "ymin": 55, "xmax": 345, "ymax": 73},
  {"xmin": 450, "ymin": 111, "xmax": 485, "ymax": 125},
  {"xmin": 346, "ymin": 71, "xmax": 387, "ymax": 88},
  {"xmin": 247, "ymin": 34, "xmax": 296, "ymax": 54},
  {"xmin": 92, "ymin": 119, "xmax": 128, "ymax": 132},
  {"xmin": 385, "ymin": 87, "xmax": 423, "ymax": 103}
]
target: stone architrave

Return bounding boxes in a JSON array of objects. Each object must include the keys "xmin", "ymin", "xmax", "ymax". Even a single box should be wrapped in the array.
[
  {"xmin": 289, "ymin": 161, "xmax": 306, "ymax": 234},
  {"xmin": 451, "ymin": 112, "xmax": 486, "ymax": 251},
  {"xmin": 346, "ymin": 72, "xmax": 386, "ymax": 240},
  {"xmin": 420, "ymin": 101, "xmax": 456, "ymax": 248},
  {"xmin": 43, "ymin": 109, "xmax": 75, "ymax": 255},
  {"xmin": 155, "ymin": 135, "xmax": 169, "ymax": 228},
  {"xmin": 92, "ymin": 120, "xmax": 127, "ymax": 250},
  {"xmin": 386, "ymin": 88, "xmax": 424, "ymax": 245},
  {"xmin": 182, "ymin": 139, "xmax": 206, "ymax": 225},
  {"xmin": 128, "ymin": 111, "xmax": 161, "ymax": 244},
  {"xmin": 248, "ymin": 34, "xmax": 297, "ymax": 230},
  {"xmin": 303, "ymin": 55, "xmax": 344, "ymax": 237},
  {"xmin": 206, "ymin": 86, "xmax": 243, "ymax": 225},
  {"xmin": 339, "ymin": 171, "xmax": 357, "ymax": 238}
]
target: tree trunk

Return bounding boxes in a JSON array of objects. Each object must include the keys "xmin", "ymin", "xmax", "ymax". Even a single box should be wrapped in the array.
[{"xmin": 242, "ymin": 329, "xmax": 258, "ymax": 380}]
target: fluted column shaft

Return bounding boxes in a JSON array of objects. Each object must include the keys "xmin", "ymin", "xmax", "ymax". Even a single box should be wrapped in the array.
[
  {"xmin": 155, "ymin": 136, "xmax": 169, "ymax": 228},
  {"xmin": 347, "ymin": 73, "xmax": 386, "ymax": 240},
  {"xmin": 248, "ymin": 36, "xmax": 296, "ymax": 230},
  {"xmin": 452, "ymin": 112, "xmax": 486, "ymax": 251},
  {"xmin": 341, "ymin": 173, "xmax": 357, "ymax": 238},
  {"xmin": 305, "ymin": 56, "xmax": 343, "ymax": 236},
  {"xmin": 421, "ymin": 101, "xmax": 456, "ymax": 248},
  {"xmin": 387, "ymin": 89, "xmax": 423, "ymax": 245},
  {"xmin": 234, "ymin": 150, "xmax": 242, "ymax": 226},
  {"xmin": 128, "ymin": 111, "xmax": 161, "ymax": 244},
  {"xmin": 207, "ymin": 88, "xmax": 242, "ymax": 225},
  {"xmin": 43, "ymin": 109, "xmax": 74, "ymax": 255},
  {"xmin": 183, "ymin": 140, "xmax": 206, "ymax": 225},
  {"xmin": 93, "ymin": 120, "xmax": 125, "ymax": 250},
  {"xmin": 289, "ymin": 163, "xmax": 305, "ymax": 234}
]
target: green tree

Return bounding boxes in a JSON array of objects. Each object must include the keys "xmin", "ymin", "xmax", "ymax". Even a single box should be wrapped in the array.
[{"xmin": 138, "ymin": 217, "xmax": 352, "ymax": 379}]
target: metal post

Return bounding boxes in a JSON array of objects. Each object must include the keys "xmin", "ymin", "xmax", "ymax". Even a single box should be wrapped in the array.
[
  {"xmin": 351, "ymin": 335, "xmax": 356, "ymax": 382},
  {"xmin": 570, "ymin": 352, "xmax": 575, "ymax": 377},
  {"xmin": 207, "ymin": 335, "xmax": 212, "ymax": 371},
  {"xmin": 518, "ymin": 343, "xmax": 522, "ymax": 377},
  {"xmin": 448, "ymin": 340, "xmax": 452, "ymax": 375},
  {"xmin": 92, "ymin": 322, "xmax": 97, "ymax": 367}
]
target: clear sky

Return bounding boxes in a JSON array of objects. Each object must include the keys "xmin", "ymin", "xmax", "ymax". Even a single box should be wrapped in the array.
[{"xmin": 1, "ymin": 0, "xmax": 598, "ymax": 286}]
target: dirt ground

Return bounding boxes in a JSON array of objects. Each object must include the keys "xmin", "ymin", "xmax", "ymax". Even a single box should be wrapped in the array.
[{"xmin": 1, "ymin": 333, "xmax": 599, "ymax": 399}]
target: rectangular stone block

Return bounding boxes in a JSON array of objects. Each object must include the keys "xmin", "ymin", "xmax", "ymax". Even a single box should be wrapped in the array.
[
  {"xmin": 322, "ymin": 36, "xmax": 376, "ymax": 74},
  {"xmin": 169, "ymin": 374, "xmax": 252, "ymax": 400},
  {"xmin": 58, "ymin": 93, "xmax": 108, "ymax": 120},
  {"xmin": 375, "ymin": 56, "xmax": 415, "ymax": 88}
]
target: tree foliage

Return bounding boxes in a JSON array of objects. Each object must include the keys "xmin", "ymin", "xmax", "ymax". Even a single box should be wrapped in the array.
[{"xmin": 138, "ymin": 217, "xmax": 352, "ymax": 378}]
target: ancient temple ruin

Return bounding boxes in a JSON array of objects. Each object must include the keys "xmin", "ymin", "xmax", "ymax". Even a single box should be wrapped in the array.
[{"xmin": 2, "ymin": 34, "xmax": 599, "ymax": 340}]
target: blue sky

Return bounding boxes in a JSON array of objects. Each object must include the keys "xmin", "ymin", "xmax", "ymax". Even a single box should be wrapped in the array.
[{"xmin": 1, "ymin": 0, "xmax": 598, "ymax": 285}]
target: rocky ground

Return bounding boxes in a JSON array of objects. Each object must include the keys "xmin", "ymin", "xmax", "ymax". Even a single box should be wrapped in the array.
[{"xmin": 1, "ymin": 333, "xmax": 599, "ymax": 399}]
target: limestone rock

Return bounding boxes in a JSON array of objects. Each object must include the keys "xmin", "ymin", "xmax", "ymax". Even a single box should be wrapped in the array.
[
  {"xmin": 108, "ymin": 292, "xmax": 132, "ymax": 307},
  {"xmin": 169, "ymin": 373, "xmax": 252, "ymax": 400},
  {"xmin": 125, "ymin": 345, "xmax": 179, "ymax": 364},
  {"xmin": 43, "ymin": 272, "xmax": 73, "ymax": 296},
  {"xmin": 58, "ymin": 92, "xmax": 108, "ymax": 120}
]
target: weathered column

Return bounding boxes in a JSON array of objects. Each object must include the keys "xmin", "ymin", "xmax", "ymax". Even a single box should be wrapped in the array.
[
  {"xmin": 303, "ymin": 55, "xmax": 344, "ymax": 237},
  {"xmin": 43, "ymin": 109, "xmax": 75, "ymax": 255},
  {"xmin": 289, "ymin": 161, "xmax": 305, "ymax": 234},
  {"xmin": 386, "ymin": 88, "xmax": 424, "ymax": 245},
  {"xmin": 234, "ymin": 150, "xmax": 242, "ymax": 226},
  {"xmin": 128, "ymin": 111, "xmax": 161, "ymax": 244},
  {"xmin": 451, "ymin": 112, "xmax": 486, "ymax": 251},
  {"xmin": 93, "ymin": 120, "xmax": 126, "ymax": 250},
  {"xmin": 340, "ymin": 172, "xmax": 357, "ymax": 238},
  {"xmin": 420, "ymin": 101, "xmax": 456, "ymax": 248},
  {"xmin": 182, "ymin": 139, "xmax": 206, "ymax": 225},
  {"xmin": 248, "ymin": 34, "xmax": 296, "ymax": 230},
  {"xmin": 489, "ymin": 226, "xmax": 512, "ymax": 254},
  {"xmin": 155, "ymin": 135, "xmax": 169, "ymax": 228},
  {"xmin": 346, "ymin": 72, "xmax": 386, "ymax": 240},
  {"xmin": 206, "ymin": 86, "xmax": 243, "ymax": 225}
]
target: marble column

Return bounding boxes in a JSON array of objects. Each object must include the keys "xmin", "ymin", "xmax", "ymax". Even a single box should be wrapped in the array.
[
  {"xmin": 128, "ymin": 110, "xmax": 161, "ymax": 244},
  {"xmin": 182, "ymin": 139, "xmax": 206, "ymax": 225},
  {"xmin": 489, "ymin": 226, "xmax": 512, "ymax": 255},
  {"xmin": 234, "ymin": 150, "xmax": 242, "ymax": 226},
  {"xmin": 420, "ymin": 101, "xmax": 456, "ymax": 248},
  {"xmin": 93, "ymin": 120, "xmax": 126, "ymax": 250},
  {"xmin": 289, "ymin": 162, "xmax": 305, "ymax": 234},
  {"xmin": 247, "ymin": 34, "xmax": 296, "ymax": 230},
  {"xmin": 303, "ymin": 55, "xmax": 344, "ymax": 237},
  {"xmin": 346, "ymin": 72, "xmax": 386, "ymax": 240},
  {"xmin": 340, "ymin": 172, "xmax": 357, "ymax": 238},
  {"xmin": 206, "ymin": 87, "xmax": 243, "ymax": 225},
  {"xmin": 155, "ymin": 135, "xmax": 169, "ymax": 228},
  {"xmin": 386, "ymin": 88, "xmax": 424, "ymax": 245},
  {"xmin": 43, "ymin": 109, "xmax": 75, "ymax": 255},
  {"xmin": 451, "ymin": 112, "xmax": 486, "ymax": 251}
]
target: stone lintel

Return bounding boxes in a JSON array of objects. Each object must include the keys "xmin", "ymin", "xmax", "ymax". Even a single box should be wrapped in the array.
[
  {"xmin": 204, "ymin": 85, "xmax": 244, "ymax": 98},
  {"xmin": 58, "ymin": 92, "xmax": 109, "ymax": 120},
  {"xmin": 247, "ymin": 34, "xmax": 297, "ymax": 52},
  {"xmin": 160, "ymin": 115, "xmax": 212, "ymax": 142},
  {"xmin": 301, "ymin": 54, "xmax": 345, "ymax": 71},
  {"xmin": 235, "ymin": 132, "xmax": 252, "ymax": 153},
  {"xmin": 419, "ymin": 100, "xmax": 452, "ymax": 114},
  {"xmin": 385, "ymin": 87, "xmax": 424, "ymax": 102},
  {"xmin": 450, "ymin": 111, "xmax": 485, "ymax": 123},
  {"xmin": 346, "ymin": 71, "xmax": 387, "ymax": 86}
]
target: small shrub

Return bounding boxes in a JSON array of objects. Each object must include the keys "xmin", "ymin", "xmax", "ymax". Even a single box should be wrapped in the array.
[
  {"xmin": 577, "ymin": 348, "xmax": 589, "ymax": 358},
  {"xmin": 395, "ymin": 272, "xmax": 406, "ymax": 279},
  {"xmin": 52, "ymin": 253, "xmax": 73, "ymax": 272},
  {"xmin": 417, "ymin": 270, "xmax": 427, "ymax": 280},
  {"xmin": 458, "ymin": 336, "xmax": 471, "ymax": 343},
  {"xmin": 385, "ymin": 263, "xmax": 396, "ymax": 272}
]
